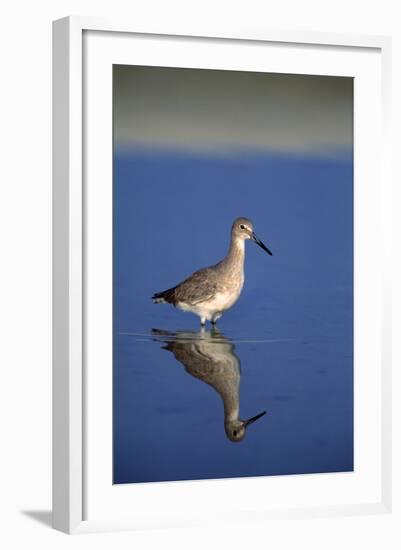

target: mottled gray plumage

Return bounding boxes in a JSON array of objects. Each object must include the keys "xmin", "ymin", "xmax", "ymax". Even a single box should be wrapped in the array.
[
  {"xmin": 153, "ymin": 268, "xmax": 223, "ymax": 306},
  {"xmin": 152, "ymin": 217, "xmax": 272, "ymax": 326}
]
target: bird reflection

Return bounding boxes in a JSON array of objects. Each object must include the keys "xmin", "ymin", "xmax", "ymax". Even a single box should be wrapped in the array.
[{"xmin": 152, "ymin": 328, "xmax": 266, "ymax": 442}]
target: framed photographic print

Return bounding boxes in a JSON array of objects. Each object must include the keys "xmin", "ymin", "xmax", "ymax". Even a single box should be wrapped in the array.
[{"xmin": 52, "ymin": 17, "xmax": 392, "ymax": 534}]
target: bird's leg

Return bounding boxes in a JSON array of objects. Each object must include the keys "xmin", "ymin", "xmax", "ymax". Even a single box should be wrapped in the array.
[
  {"xmin": 211, "ymin": 312, "xmax": 222, "ymax": 326},
  {"xmin": 200, "ymin": 316, "xmax": 206, "ymax": 327}
]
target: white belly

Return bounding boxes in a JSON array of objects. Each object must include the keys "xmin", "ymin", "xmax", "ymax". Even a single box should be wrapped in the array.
[{"xmin": 206, "ymin": 287, "xmax": 241, "ymax": 312}]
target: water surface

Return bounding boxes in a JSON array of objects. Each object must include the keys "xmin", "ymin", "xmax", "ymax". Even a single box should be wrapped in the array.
[{"xmin": 113, "ymin": 150, "xmax": 353, "ymax": 484}]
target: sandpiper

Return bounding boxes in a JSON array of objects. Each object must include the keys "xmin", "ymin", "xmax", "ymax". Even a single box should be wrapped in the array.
[
  {"xmin": 153, "ymin": 328, "xmax": 266, "ymax": 442},
  {"xmin": 152, "ymin": 217, "xmax": 272, "ymax": 326}
]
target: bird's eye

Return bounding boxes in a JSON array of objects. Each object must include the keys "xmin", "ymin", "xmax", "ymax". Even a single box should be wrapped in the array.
[{"xmin": 240, "ymin": 225, "xmax": 245, "ymax": 230}]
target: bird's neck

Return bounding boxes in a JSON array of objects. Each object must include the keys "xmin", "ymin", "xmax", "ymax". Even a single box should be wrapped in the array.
[
  {"xmin": 224, "ymin": 400, "xmax": 240, "ymax": 422},
  {"xmin": 220, "ymin": 385, "xmax": 240, "ymax": 422},
  {"xmin": 224, "ymin": 236, "xmax": 245, "ymax": 272}
]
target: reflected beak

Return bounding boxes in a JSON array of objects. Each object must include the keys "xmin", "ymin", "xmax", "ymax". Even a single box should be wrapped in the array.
[
  {"xmin": 252, "ymin": 233, "xmax": 272, "ymax": 256},
  {"xmin": 244, "ymin": 411, "xmax": 267, "ymax": 427}
]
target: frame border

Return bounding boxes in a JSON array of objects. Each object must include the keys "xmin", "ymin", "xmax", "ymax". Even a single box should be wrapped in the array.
[{"xmin": 52, "ymin": 16, "xmax": 392, "ymax": 534}]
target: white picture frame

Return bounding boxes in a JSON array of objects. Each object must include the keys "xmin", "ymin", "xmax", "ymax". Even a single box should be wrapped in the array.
[{"xmin": 52, "ymin": 16, "xmax": 393, "ymax": 534}]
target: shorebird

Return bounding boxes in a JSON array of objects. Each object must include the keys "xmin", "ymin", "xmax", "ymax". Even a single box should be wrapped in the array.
[
  {"xmin": 153, "ymin": 328, "xmax": 266, "ymax": 442},
  {"xmin": 152, "ymin": 217, "xmax": 272, "ymax": 326}
]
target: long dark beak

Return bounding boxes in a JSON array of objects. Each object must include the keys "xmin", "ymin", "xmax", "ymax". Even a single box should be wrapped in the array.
[
  {"xmin": 252, "ymin": 232, "xmax": 272, "ymax": 256},
  {"xmin": 244, "ymin": 410, "xmax": 267, "ymax": 427}
]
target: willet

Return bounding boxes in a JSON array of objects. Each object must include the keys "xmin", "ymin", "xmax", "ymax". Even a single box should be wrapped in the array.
[
  {"xmin": 152, "ymin": 217, "xmax": 272, "ymax": 326},
  {"xmin": 153, "ymin": 328, "xmax": 266, "ymax": 442}
]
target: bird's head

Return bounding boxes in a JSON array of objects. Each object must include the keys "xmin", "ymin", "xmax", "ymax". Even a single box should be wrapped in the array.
[
  {"xmin": 232, "ymin": 217, "xmax": 272, "ymax": 256},
  {"xmin": 224, "ymin": 411, "xmax": 267, "ymax": 442}
]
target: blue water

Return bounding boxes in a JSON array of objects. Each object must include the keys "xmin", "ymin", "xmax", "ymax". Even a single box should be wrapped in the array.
[{"xmin": 113, "ymin": 149, "xmax": 353, "ymax": 484}]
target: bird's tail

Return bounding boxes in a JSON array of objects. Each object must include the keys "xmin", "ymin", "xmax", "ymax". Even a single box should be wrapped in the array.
[
  {"xmin": 152, "ymin": 287, "xmax": 176, "ymax": 304},
  {"xmin": 152, "ymin": 292, "xmax": 167, "ymax": 304}
]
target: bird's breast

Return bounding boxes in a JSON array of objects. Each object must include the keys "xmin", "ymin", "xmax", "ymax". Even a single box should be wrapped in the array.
[{"xmin": 211, "ymin": 273, "xmax": 244, "ymax": 311}]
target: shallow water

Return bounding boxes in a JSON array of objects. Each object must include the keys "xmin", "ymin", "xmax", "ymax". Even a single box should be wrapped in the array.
[
  {"xmin": 113, "ymin": 299, "xmax": 353, "ymax": 484},
  {"xmin": 113, "ymin": 150, "xmax": 353, "ymax": 484}
]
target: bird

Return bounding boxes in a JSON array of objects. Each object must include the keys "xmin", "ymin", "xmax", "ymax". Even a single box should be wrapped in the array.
[
  {"xmin": 152, "ymin": 328, "xmax": 266, "ymax": 442},
  {"xmin": 152, "ymin": 217, "xmax": 272, "ymax": 326}
]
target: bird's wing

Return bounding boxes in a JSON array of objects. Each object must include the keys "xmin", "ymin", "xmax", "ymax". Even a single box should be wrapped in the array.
[{"xmin": 174, "ymin": 268, "xmax": 223, "ymax": 305}]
